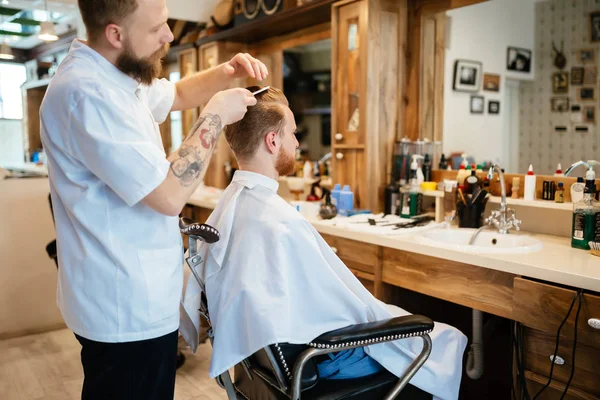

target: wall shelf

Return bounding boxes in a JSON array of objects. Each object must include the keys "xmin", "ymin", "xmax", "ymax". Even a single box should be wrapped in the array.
[
  {"xmin": 195, "ymin": 0, "xmax": 336, "ymax": 47},
  {"xmin": 488, "ymin": 196, "xmax": 573, "ymax": 211}
]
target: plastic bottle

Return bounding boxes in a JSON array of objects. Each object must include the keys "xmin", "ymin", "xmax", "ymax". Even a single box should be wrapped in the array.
[
  {"xmin": 303, "ymin": 161, "xmax": 313, "ymax": 179},
  {"xmin": 331, "ymin": 184, "xmax": 341, "ymax": 208},
  {"xmin": 384, "ymin": 178, "xmax": 400, "ymax": 216},
  {"xmin": 456, "ymin": 158, "xmax": 469, "ymax": 186},
  {"xmin": 438, "ymin": 154, "xmax": 448, "ymax": 170},
  {"xmin": 571, "ymin": 177, "xmax": 585, "ymax": 203},
  {"xmin": 339, "ymin": 185, "xmax": 354, "ymax": 216},
  {"xmin": 571, "ymin": 167, "xmax": 600, "ymax": 250},
  {"xmin": 524, "ymin": 164, "xmax": 536, "ymax": 201},
  {"xmin": 554, "ymin": 163, "xmax": 564, "ymax": 177},
  {"xmin": 464, "ymin": 170, "xmax": 481, "ymax": 194},
  {"xmin": 555, "ymin": 182, "xmax": 564, "ymax": 203},
  {"xmin": 423, "ymin": 154, "xmax": 432, "ymax": 182},
  {"xmin": 411, "ymin": 155, "xmax": 425, "ymax": 185}
]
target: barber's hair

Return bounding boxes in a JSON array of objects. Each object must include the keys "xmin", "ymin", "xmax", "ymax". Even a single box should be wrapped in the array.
[
  {"xmin": 224, "ymin": 86, "xmax": 289, "ymax": 162},
  {"xmin": 78, "ymin": 0, "xmax": 138, "ymax": 42}
]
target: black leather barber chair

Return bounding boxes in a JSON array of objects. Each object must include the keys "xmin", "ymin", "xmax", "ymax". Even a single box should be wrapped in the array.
[{"xmin": 180, "ymin": 217, "xmax": 434, "ymax": 400}]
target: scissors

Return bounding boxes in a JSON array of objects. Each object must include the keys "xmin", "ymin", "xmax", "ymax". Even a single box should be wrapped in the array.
[{"xmin": 252, "ymin": 86, "xmax": 270, "ymax": 96}]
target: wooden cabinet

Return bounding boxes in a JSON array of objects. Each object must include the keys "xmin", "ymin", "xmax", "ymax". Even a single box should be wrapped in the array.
[
  {"xmin": 21, "ymin": 79, "xmax": 50, "ymax": 161},
  {"xmin": 513, "ymin": 278, "xmax": 600, "ymax": 348},
  {"xmin": 331, "ymin": 0, "xmax": 405, "ymax": 212},
  {"xmin": 513, "ymin": 277, "xmax": 600, "ymax": 399}
]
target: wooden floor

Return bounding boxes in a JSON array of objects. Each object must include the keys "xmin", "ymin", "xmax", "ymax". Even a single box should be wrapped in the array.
[{"xmin": 0, "ymin": 328, "xmax": 228, "ymax": 400}]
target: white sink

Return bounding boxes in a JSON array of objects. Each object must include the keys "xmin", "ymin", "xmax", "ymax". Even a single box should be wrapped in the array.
[{"xmin": 417, "ymin": 227, "xmax": 543, "ymax": 254}]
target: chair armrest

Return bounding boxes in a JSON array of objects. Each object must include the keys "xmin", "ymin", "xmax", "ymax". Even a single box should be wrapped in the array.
[{"xmin": 309, "ymin": 315, "xmax": 434, "ymax": 348}]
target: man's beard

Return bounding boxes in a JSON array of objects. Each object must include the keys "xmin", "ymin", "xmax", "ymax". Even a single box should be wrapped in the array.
[
  {"xmin": 116, "ymin": 41, "xmax": 169, "ymax": 85},
  {"xmin": 275, "ymin": 146, "xmax": 296, "ymax": 177}
]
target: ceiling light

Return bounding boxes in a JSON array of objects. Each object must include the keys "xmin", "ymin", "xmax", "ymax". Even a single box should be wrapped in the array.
[
  {"xmin": 0, "ymin": 42, "xmax": 14, "ymax": 60},
  {"xmin": 38, "ymin": 0, "xmax": 58, "ymax": 42},
  {"xmin": 38, "ymin": 21, "xmax": 58, "ymax": 41}
]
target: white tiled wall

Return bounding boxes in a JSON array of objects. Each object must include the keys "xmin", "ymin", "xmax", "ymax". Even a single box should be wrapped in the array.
[
  {"xmin": 0, "ymin": 119, "xmax": 24, "ymax": 166},
  {"xmin": 519, "ymin": 0, "xmax": 600, "ymax": 175}
]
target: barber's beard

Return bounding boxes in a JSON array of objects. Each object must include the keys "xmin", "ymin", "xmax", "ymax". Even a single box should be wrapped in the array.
[
  {"xmin": 275, "ymin": 147, "xmax": 296, "ymax": 177},
  {"xmin": 116, "ymin": 41, "xmax": 169, "ymax": 85}
]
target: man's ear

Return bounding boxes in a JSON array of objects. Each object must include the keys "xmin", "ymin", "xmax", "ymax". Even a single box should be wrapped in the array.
[
  {"xmin": 105, "ymin": 23, "xmax": 124, "ymax": 50},
  {"xmin": 264, "ymin": 131, "xmax": 279, "ymax": 154}
]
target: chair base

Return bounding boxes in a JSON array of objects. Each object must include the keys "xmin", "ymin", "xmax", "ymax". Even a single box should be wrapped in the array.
[{"xmin": 234, "ymin": 365, "xmax": 432, "ymax": 400}]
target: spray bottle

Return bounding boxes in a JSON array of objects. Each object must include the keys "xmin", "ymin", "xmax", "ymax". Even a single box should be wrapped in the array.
[
  {"xmin": 571, "ymin": 167, "xmax": 600, "ymax": 250},
  {"xmin": 400, "ymin": 156, "xmax": 424, "ymax": 218}
]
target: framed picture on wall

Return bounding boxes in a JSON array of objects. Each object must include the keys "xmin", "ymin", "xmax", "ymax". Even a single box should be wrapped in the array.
[
  {"xmin": 488, "ymin": 101, "xmax": 500, "ymax": 114},
  {"xmin": 453, "ymin": 59, "xmax": 482, "ymax": 92},
  {"xmin": 577, "ymin": 49, "xmax": 596, "ymax": 63},
  {"xmin": 507, "ymin": 46, "xmax": 532, "ymax": 73},
  {"xmin": 584, "ymin": 106, "xmax": 596, "ymax": 122},
  {"xmin": 571, "ymin": 67, "xmax": 584, "ymax": 85},
  {"xmin": 552, "ymin": 72, "xmax": 569, "ymax": 94},
  {"xmin": 584, "ymin": 66, "xmax": 597, "ymax": 84},
  {"xmin": 470, "ymin": 95, "xmax": 484, "ymax": 114},
  {"xmin": 578, "ymin": 87, "xmax": 596, "ymax": 101},
  {"xmin": 590, "ymin": 11, "xmax": 600, "ymax": 42},
  {"xmin": 550, "ymin": 97, "xmax": 569, "ymax": 112},
  {"xmin": 483, "ymin": 73, "xmax": 500, "ymax": 91}
]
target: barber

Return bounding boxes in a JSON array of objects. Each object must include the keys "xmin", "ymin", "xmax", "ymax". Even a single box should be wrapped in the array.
[{"xmin": 39, "ymin": 0, "xmax": 267, "ymax": 399}]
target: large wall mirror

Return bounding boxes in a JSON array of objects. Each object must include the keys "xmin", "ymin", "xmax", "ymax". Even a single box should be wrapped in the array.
[{"xmin": 427, "ymin": 0, "xmax": 599, "ymax": 176}]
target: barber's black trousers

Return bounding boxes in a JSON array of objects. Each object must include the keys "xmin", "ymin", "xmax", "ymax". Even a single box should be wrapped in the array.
[{"xmin": 75, "ymin": 330, "xmax": 178, "ymax": 400}]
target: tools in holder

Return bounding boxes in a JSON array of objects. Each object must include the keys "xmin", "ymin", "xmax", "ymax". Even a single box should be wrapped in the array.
[{"xmin": 456, "ymin": 187, "xmax": 489, "ymax": 229}]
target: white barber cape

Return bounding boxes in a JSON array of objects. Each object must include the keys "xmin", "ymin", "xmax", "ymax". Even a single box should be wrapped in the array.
[{"xmin": 181, "ymin": 170, "xmax": 467, "ymax": 400}]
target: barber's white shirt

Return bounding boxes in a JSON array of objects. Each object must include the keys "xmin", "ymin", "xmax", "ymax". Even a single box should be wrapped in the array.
[{"xmin": 40, "ymin": 39, "xmax": 183, "ymax": 342}]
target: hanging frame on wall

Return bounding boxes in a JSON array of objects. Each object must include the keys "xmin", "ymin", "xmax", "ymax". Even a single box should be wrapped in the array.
[{"xmin": 452, "ymin": 59, "xmax": 482, "ymax": 92}]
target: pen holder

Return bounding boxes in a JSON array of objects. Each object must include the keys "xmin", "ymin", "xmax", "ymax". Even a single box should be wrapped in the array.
[{"xmin": 456, "ymin": 198, "xmax": 488, "ymax": 229}]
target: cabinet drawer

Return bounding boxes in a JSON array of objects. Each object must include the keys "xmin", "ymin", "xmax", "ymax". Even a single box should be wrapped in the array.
[
  {"xmin": 523, "ymin": 328, "xmax": 600, "ymax": 397},
  {"xmin": 513, "ymin": 277, "xmax": 600, "ymax": 347},
  {"xmin": 524, "ymin": 370, "xmax": 597, "ymax": 400},
  {"xmin": 320, "ymin": 233, "xmax": 379, "ymax": 275}
]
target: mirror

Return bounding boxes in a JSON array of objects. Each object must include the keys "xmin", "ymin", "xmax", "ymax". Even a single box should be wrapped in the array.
[
  {"xmin": 432, "ymin": 0, "xmax": 598, "ymax": 176},
  {"xmin": 282, "ymin": 39, "xmax": 332, "ymax": 168}
]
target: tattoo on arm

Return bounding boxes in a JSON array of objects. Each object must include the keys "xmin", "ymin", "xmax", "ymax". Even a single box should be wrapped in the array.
[
  {"xmin": 170, "ymin": 145, "xmax": 205, "ymax": 187},
  {"xmin": 184, "ymin": 113, "xmax": 222, "ymax": 149},
  {"xmin": 170, "ymin": 113, "xmax": 222, "ymax": 187}
]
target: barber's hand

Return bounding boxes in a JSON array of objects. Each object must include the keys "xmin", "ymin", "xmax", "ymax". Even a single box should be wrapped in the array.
[
  {"xmin": 223, "ymin": 53, "xmax": 269, "ymax": 81},
  {"xmin": 203, "ymin": 88, "xmax": 257, "ymax": 126}
]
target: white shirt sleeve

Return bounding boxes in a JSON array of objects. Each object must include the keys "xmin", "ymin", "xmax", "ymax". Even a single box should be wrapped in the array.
[
  {"xmin": 146, "ymin": 77, "xmax": 176, "ymax": 124},
  {"xmin": 69, "ymin": 91, "xmax": 170, "ymax": 207}
]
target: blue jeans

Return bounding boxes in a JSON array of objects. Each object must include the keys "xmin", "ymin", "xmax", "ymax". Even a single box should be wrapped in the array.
[{"xmin": 317, "ymin": 347, "xmax": 385, "ymax": 380}]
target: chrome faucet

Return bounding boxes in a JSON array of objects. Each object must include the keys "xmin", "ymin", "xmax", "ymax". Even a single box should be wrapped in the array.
[{"xmin": 484, "ymin": 164, "xmax": 521, "ymax": 235}]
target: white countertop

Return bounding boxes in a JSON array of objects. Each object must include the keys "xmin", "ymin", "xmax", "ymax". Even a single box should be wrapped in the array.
[{"xmin": 187, "ymin": 187, "xmax": 600, "ymax": 293}]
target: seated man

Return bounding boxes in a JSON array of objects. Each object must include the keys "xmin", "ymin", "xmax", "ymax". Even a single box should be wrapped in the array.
[{"xmin": 181, "ymin": 87, "xmax": 467, "ymax": 400}]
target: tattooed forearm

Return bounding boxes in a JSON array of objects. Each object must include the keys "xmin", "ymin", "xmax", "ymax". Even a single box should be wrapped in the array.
[
  {"xmin": 170, "ymin": 112, "xmax": 222, "ymax": 187},
  {"xmin": 170, "ymin": 144, "xmax": 205, "ymax": 187},
  {"xmin": 184, "ymin": 113, "xmax": 222, "ymax": 146}
]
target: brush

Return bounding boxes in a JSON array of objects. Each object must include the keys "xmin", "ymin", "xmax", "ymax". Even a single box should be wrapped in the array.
[{"xmin": 590, "ymin": 241, "xmax": 600, "ymax": 257}]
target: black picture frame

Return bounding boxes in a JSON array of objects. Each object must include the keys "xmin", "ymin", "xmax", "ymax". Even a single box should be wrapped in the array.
[
  {"xmin": 453, "ymin": 59, "xmax": 483, "ymax": 92},
  {"xmin": 590, "ymin": 11, "xmax": 600, "ymax": 42},
  {"xmin": 470, "ymin": 95, "xmax": 485, "ymax": 114},
  {"xmin": 507, "ymin": 46, "xmax": 532, "ymax": 73},
  {"xmin": 488, "ymin": 100, "xmax": 500, "ymax": 115}
]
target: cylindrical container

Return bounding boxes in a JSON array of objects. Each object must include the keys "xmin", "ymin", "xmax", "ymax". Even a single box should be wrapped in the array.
[{"xmin": 524, "ymin": 165, "xmax": 536, "ymax": 201}]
